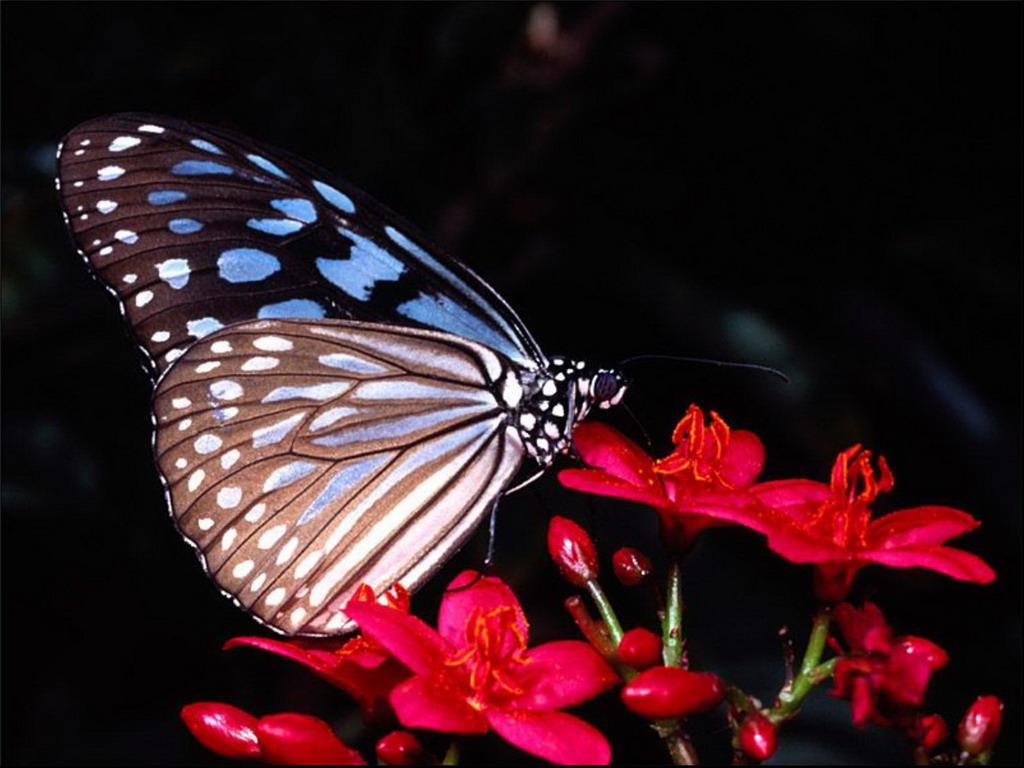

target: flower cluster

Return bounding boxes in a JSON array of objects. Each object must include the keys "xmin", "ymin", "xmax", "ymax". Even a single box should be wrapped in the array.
[
  {"xmin": 559, "ymin": 405, "xmax": 995, "ymax": 601},
  {"xmin": 181, "ymin": 403, "xmax": 1003, "ymax": 766}
]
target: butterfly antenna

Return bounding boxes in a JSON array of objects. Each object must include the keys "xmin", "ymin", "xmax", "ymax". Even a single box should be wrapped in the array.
[
  {"xmin": 619, "ymin": 354, "xmax": 790, "ymax": 384},
  {"xmin": 621, "ymin": 400, "xmax": 654, "ymax": 452}
]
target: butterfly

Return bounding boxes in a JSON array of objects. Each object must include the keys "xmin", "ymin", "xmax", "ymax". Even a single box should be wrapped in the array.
[{"xmin": 56, "ymin": 113, "xmax": 627, "ymax": 636}]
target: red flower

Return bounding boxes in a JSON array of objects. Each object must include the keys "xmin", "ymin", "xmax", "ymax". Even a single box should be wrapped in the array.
[
  {"xmin": 181, "ymin": 703, "xmax": 365, "ymax": 765},
  {"xmin": 738, "ymin": 445, "xmax": 996, "ymax": 600},
  {"xmin": 620, "ymin": 666, "xmax": 724, "ymax": 719},
  {"xmin": 225, "ymin": 584, "xmax": 411, "ymax": 720},
  {"xmin": 559, "ymin": 405, "xmax": 765, "ymax": 549},
  {"xmin": 346, "ymin": 570, "xmax": 619, "ymax": 765},
  {"xmin": 829, "ymin": 602, "xmax": 949, "ymax": 727}
]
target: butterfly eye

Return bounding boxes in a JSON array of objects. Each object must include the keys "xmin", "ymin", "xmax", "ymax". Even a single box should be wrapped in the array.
[{"xmin": 590, "ymin": 370, "xmax": 627, "ymax": 408}]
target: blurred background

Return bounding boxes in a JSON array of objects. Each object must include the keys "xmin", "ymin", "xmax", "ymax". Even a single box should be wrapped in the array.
[{"xmin": 2, "ymin": 3, "xmax": 1019, "ymax": 764}]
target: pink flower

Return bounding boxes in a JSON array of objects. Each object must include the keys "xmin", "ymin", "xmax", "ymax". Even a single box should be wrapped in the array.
[
  {"xmin": 225, "ymin": 585, "xmax": 411, "ymax": 720},
  {"xmin": 559, "ymin": 405, "xmax": 765, "ymax": 549},
  {"xmin": 346, "ymin": 571, "xmax": 620, "ymax": 765},
  {"xmin": 181, "ymin": 703, "xmax": 365, "ymax": 765},
  {"xmin": 829, "ymin": 602, "xmax": 949, "ymax": 728},
  {"xmin": 708, "ymin": 445, "xmax": 996, "ymax": 601}
]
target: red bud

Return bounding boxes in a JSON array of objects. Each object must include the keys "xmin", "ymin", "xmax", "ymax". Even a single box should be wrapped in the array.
[
  {"xmin": 617, "ymin": 627, "xmax": 663, "ymax": 669},
  {"xmin": 612, "ymin": 547, "xmax": 652, "ymax": 586},
  {"xmin": 256, "ymin": 713, "xmax": 366, "ymax": 765},
  {"xmin": 621, "ymin": 666, "xmax": 724, "ymax": 719},
  {"xmin": 957, "ymin": 695, "xmax": 1003, "ymax": 756},
  {"xmin": 376, "ymin": 731, "xmax": 425, "ymax": 765},
  {"xmin": 180, "ymin": 702, "xmax": 261, "ymax": 760},
  {"xmin": 547, "ymin": 516, "xmax": 598, "ymax": 587},
  {"xmin": 914, "ymin": 714, "xmax": 949, "ymax": 753},
  {"xmin": 737, "ymin": 712, "xmax": 777, "ymax": 761}
]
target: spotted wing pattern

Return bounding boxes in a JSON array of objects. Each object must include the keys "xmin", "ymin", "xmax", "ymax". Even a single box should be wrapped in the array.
[
  {"xmin": 153, "ymin": 318, "xmax": 524, "ymax": 635},
  {"xmin": 56, "ymin": 113, "xmax": 544, "ymax": 378}
]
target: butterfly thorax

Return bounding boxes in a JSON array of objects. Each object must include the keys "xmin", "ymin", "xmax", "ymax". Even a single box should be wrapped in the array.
[{"xmin": 513, "ymin": 357, "xmax": 627, "ymax": 467}]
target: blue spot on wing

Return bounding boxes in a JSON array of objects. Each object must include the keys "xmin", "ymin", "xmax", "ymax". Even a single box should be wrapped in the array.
[
  {"xmin": 397, "ymin": 292, "xmax": 519, "ymax": 357},
  {"xmin": 298, "ymin": 454, "xmax": 392, "ymax": 525},
  {"xmin": 313, "ymin": 180, "xmax": 356, "ymax": 214},
  {"xmin": 315, "ymin": 227, "xmax": 405, "ymax": 300},
  {"xmin": 172, "ymin": 159, "xmax": 234, "ymax": 176},
  {"xmin": 190, "ymin": 138, "xmax": 225, "ymax": 155},
  {"xmin": 246, "ymin": 218, "xmax": 304, "ymax": 236},
  {"xmin": 385, "ymin": 226, "xmax": 431, "ymax": 260},
  {"xmin": 247, "ymin": 154, "xmax": 289, "ymax": 179},
  {"xmin": 217, "ymin": 248, "xmax": 281, "ymax": 283},
  {"xmin": 271, "ymin": 198, "xmax": 317, "ymax": 223},
  {"xmin": 257, "ymin": 299, "xmax": 326, "ymax": 319},
  {"xmin": 148, "ymin": 190, "xmax": 187, "ymax": 205},
  {"xmin": 168, "ymin": 218, "xmax": 204, "ymax": 235}
]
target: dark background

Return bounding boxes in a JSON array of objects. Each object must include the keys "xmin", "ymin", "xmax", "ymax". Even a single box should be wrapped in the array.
[{"xmin": 2, "ymin": 3, "xmax": 1020, "ymax": 765}]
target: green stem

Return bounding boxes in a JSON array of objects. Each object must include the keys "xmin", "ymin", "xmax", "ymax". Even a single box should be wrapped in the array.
[
  {"xmin": 662, "ymin": 558, "xmax": 684, "ymax": 667},
  {"xmin": 586, "ymin": 580, "xmax": 624, "ymax": 647},
  {"xmin": 770, "ymin": 609, "xmax": 833, "ymax": 723},
  {"xmin": 442, "ymin": 739, "xmax": 460, "ymax": 766},
  {"xmin": 654, "ymin": 720, "xmax": 699, "ymax": 766}
]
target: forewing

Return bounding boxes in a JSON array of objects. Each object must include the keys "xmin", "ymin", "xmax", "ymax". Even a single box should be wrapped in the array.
[
  {"xmin": 57, "ymin": 113, "xmax": 544, "ymax": 377},
  {"xmin": 153, "ymin": 318, "xmax": 524, "ymax": 635}
]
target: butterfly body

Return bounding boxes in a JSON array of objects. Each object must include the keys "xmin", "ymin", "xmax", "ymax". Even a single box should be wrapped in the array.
[{"xmin": 57, "ymin": 114, "xmax": 626, "ymax": 634}]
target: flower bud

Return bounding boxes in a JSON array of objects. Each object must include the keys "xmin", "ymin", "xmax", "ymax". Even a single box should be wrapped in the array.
[
  {"xmin": 257, "ymin": 713, "xmax": 366, "ymax": 765},
  {"xmin": 376, "ymin": 731, "xmax": 425, "ymax": 765},
  {"xmin": 612, "ymin": 547, "xmax": 652, "ymax": 586},
  {"xmin": 957, "ymin": 695, "xmax": 1003, "ymax": 756},
  {"xmin": 617, "ymin": 627, "xmax": 662, "ymax": 668},
  {"xmin": 914, "ymin": 714, "xmax": 949, "ymax": 753},
  {"xmin": 180, "ymin": 702, "xmax": 261, "ymax": 760},
  {"xmin": 547, "ymin": 516, "xmax": 598, "ymax": 587},
  {"xmin": 737, "ymin": 712, "xmax": 777, "ymax": 761},
  {"xmin": 621, "ymin": 666, "xmax": 724, "ymax": 719}
]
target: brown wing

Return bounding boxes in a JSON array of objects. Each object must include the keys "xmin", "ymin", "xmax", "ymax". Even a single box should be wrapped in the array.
[{"xmin": 152, "ymin": 318, "xmax": 524, "ymax": 635}]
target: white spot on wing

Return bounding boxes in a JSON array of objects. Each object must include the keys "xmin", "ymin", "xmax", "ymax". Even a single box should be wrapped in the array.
[
  {"xmin": 258, "ymin": 525, "xmax": 287, "ymax": 550},
  {"xmin": 220, "ymin": 449, "xmax": 241, "ymax": 469},
  {"xmin": 241, "ymin": 356, "xmax": 279, "ymax": 371},
  {"xmin": 109, "ymin": 136, "xmax": 141, "ymax": 152},
  {"xmin": 254, "ymin": 336, "xmax": 293, "ymax": 351},
  {"xmin": 187, "ymin": 469, "xmax": 205, "ymax": 492}
]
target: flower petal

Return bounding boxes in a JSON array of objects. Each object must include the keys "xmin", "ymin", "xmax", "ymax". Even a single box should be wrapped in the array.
[
  {"xmin": 509, "ymin": 640, "xmax": 619, "ymax": 710},
  {"xmin": 256, "ymin": 713, "xmax": 365, "ymax": 765},
  {"xmin": 558, "ymin": 468, "xmax": 668, "ymax": 508},
  {"xmin": 224, "ymin": 636, "xmax": 407, "ymax": 719},
  {"xmin": 866, "ymin": 506, "xmax": 981, "ymax": 548},
  {"xmin": 570, "ymin": 422, "xmax": 661, "ymax": 489},
  {"xmin": 486, "ymin": 708, "xmax": 611, "ymax": 765},
  {"xmin": 718, "ymin": 429, "xmax": 765, "ymax": 488},
  {"xmin": 181, "ymin": 702, "xmax": 261, "ymax": 760},
  {"xmin": 748, "ymin": 479, "xmax": 833, "ymax": 518},
  {"xmin": 861, "ymin": 545, "xmax": 996, "ymax": 583},
  {"xmin": 344, "ymin": 602, "xmax": 448, "ymax": 675},
  {"xmin": 438, "ymin": 571, "xmax": 528, "ymax": 649},
  {"xmin": 389, "ymin": 675, "xmax": 488, "ymax": 734}
]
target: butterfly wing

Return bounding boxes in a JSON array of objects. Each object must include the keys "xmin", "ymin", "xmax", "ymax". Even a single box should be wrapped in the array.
[
  {"xmin": 57, "ymin": 113, "xmax": 544, "ymax": 378},
  {"xmin": 153, "ymin": 318, "xmax": 524, "ymax": 635}
]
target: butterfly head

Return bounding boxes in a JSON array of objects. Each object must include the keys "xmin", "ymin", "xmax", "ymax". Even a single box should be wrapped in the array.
[{"xmin": 585, "ymin": 368, "xmax": 629, "ymax": 410}]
